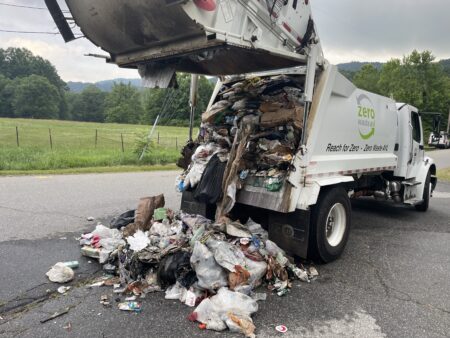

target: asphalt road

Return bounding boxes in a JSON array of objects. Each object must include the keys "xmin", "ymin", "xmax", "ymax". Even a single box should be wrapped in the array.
[
  {"xmin": 1, "ymin": 151, "xmax": 450, "ymax": 338},
  {"xmin": 428, "ymin": 148, "xmax": 450, "ymax": 169}
]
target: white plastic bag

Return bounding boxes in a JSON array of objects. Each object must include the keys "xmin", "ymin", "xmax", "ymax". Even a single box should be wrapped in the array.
[
  {"xmin": 99, "ymin": 237, "xmax": 125, "ymax": 251},
  {"xmin": 190, "ymin": 242, "xmax": 228, "ymax": 291},
  {"xmin": 212, "ymin": 241, "xmax": 246, "ymax": 272},
  {"xmin": 246, "ymin": 218, "xmax": 268, "ymax": 240},
  {"xmin": 245, "ymin": 258, "xmax": 267, "ymax": 288},
  {"xmin": 165, "ymin": 282, "xmax": 186, "ymax": 300},
  {"xmin": 192, "ymin": 288, "xmax": 258, "ymax": 334},
  {"xmin": 265, "ymin": 239, "xmax": 285, "ymax": 257},
  {"xmin": 210, "ymin": 288, "xmax": 258, "ymax": 317},
  {"xmin": 92, "ymin": 224, "xmax": 122, "ymax": 241},
  {"xmin": 46, "ymin": 263, "xmax": 74, "ymax": 283},
  {"xmin": 126, "ymin": 230, "xmax": 150, "ymax": 252},
  {"xmin": 193, "ymin": 298, "xmax": 227, "ymax": 331}
]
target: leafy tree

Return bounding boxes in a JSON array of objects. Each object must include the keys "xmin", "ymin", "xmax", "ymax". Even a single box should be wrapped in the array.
[
  {"xmin": 12, "ymin": 75, "xmax": 60, "ymax": 119},
  {"xmin": 143, "ymin": 74, "xmax": 214, "ymax": 126},
  {"xmin": 353, "ymin": 64, "xmax": 380, "ymax": 93},
  {"xmin": 70, "ymin": 85, "xmax": 107, "ymax": 122},
  {"xmin": 0, "ymin": 47, "xmax": 68, "ymax": 118},
  {"xmin": 0, "ymin": 74, "xmax": 15, "ymax": 117},
  {"xmin": 440, "ymin": 59, "xmax": 450, "ymax": 77},
  {"xmin": 352, "ymin": 50, "xmax": 450, "ymax": 135},
  {"xmin": 0, "ymin": 48, "xmax": 65, "ymax": 90},
  {"xmin": 104, "ymin": 83, "xmax": 144, "ymax": 124}
]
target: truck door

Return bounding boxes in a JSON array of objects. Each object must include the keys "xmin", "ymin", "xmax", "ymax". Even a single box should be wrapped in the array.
[{"xmin": 407, "ymin": 111, "xmax": 424, "ymax": 178}]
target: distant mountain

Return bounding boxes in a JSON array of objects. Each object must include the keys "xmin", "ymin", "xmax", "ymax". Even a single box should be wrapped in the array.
[
  {"xmin": 67, "ymin": 78, "xmax": 141, "ymax": 92},
  {"xmin": 67, "ymin": 59, "xmax": 450, "ymax": 92},
  {"xmin": 337, "ymin": 62, "xmax": 384, "ymax": 72}
]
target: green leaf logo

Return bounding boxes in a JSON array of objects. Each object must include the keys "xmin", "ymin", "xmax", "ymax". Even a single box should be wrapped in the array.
[{"xmin": 357, "ymin": 94, "xmax": 376, "ymax": 140}]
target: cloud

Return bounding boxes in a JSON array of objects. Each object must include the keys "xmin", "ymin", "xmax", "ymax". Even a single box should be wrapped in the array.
[
  {"xmin": 1, "ymin": 0, "xmax": 449, "ymax": 81},
  {"xmin": 312, "ymin": 0, "xmax": 450, "ymax": 64},
  {"xmin": 0, "ymin": 36, "xmax": 137, "ymax": 82}
]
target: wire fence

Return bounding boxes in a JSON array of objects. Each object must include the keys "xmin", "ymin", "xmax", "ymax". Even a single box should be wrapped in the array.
[{"xmin": 0, "ymin": 125, "xmax": 187, "ymax": 153}]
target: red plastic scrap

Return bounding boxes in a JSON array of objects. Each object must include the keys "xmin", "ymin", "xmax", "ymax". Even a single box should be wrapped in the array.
[{"xmin": 187, "ymin": 312, "xmax": 198, "ymax": 322}]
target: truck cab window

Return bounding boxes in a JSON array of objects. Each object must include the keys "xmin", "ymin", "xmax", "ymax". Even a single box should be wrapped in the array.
[{"xmin": 411, "ymin": 112, "xmax": 421, "ymax": 143}]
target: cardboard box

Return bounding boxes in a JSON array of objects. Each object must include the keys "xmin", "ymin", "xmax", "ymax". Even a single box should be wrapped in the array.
[{"xmin": 260, "ymin": 104, "xmax": 304, "ymax": 129}]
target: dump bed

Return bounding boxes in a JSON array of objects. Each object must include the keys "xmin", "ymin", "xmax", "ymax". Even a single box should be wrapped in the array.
[
  {"xmin": 65, "ymin": 0, "xmax": 315, "ymax": 80},
  {"xmin": 250, "ymin": 65, "xmax": 397, "ymax": 212}
]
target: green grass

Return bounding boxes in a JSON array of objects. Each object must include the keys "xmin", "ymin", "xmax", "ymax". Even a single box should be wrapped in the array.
[
  {"xmin": 0, "ymin": 164, "xmax": 179, "ymax": 176},
  {"xmin": 438, "ymin": 168, "xmax": 450, "ymax": 182},
  {"xmin": 0, "ymin": 118, "xmax": 195, "ymax": 172}
]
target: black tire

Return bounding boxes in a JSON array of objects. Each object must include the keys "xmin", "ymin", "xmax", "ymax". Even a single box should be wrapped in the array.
[
  {"xmin": 309, "ymin": 186, "xmax": 351, "ymax": 263},
  {"xmin": 415, "ymin": 171, "xmax": 431, "ymax": 212}
]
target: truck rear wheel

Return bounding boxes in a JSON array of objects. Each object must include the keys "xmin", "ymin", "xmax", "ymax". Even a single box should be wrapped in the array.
[
  {"xmin": 415, "ymin": 171, "xmax": 431, "ymax": 212},
  {"xmin": 310, "ymin": 186, "xmax": 351, "ymax": 263}
]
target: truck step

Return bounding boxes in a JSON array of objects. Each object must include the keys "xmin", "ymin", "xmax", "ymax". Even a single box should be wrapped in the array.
[{"xmin": 403, "ymin": 180, "xmax": 421, "ymax": 186}]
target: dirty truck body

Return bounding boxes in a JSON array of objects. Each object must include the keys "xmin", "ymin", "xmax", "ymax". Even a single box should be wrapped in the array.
[
  {"xmin": 202, "ymin": 65, "xmax": 437, "ymax": 261},
  {"xmin": 48, "ymin": 0, "xmax": 437, "ymax": 262}
]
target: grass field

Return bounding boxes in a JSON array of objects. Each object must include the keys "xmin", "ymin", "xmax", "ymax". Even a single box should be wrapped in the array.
[{"xmin": 0, "ymin": 118, "xmax": 193, "ymax": 173}]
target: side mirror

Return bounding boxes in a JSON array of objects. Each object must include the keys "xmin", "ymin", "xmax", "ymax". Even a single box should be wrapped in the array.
[{"xmin": 419, "ymin": 145, "xmax": 424, "ymax": 150}]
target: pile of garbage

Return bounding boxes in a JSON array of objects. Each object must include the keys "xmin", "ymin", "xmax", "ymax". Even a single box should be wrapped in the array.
[
  {"xmin": 78, "ymin": 194, "xmax": 318, "ymax": 337},
  {"xmin": 176, "ymin": 74, "xmax": 305, "ymax": 215}
]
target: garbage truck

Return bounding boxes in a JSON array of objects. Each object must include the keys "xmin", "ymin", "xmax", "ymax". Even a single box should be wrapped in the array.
[{"xmin": 46, "ymin": 0, "xmax": 437, "ymax": 262}]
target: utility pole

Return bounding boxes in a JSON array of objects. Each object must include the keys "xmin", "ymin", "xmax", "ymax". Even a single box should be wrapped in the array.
[
  {"xmin": 189, "ymin": 74, "xmax": 199, "ymax": 142},
  {"xmin": 447, "ymin": 107, "xmax": 450, "ymax": 134}
]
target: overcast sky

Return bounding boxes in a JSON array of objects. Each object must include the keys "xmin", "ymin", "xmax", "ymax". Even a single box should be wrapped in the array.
[{"xmin": 1, "ymin": 0, "xmax": 449, "ymax": 82}]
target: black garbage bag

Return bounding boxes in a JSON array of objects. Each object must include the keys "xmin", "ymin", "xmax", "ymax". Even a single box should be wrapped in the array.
[
  {"xmin": 177, "ymin": 141, "xmax": 199, "ymax": 170},
  {"xmin": 157, "ymin": 251, "xmax": 196, "ymax": 288},
  {"xmin": 193, "ymin": 154, "xmax": 226, "ymax": 204},
  {"xmin": 110, "ymin": 210, "xmax": 135, "ymax": 229}
]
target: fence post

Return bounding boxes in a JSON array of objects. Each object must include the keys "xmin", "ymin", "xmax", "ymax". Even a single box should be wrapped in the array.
[
  {"xmin": 157, "ymin": 132, "xmax": 160, "ymax": 144},
  {"xmin": 121, "ymin": 133, "xmax": 125, "ymax": 153},
  {"xmin": 95, "ymin": 129, "xmax": 98, "ymax": 148},
  {"xmin": 176, "ymin": 137, "xmax": 178, "ymax": 150},
  {"xmin": 49, "ymin": 128, "xmax": 53, "ymax": 150},
  {"xmin": 16, "ymin": 126, "xmax": 19, "ymax": 147}
]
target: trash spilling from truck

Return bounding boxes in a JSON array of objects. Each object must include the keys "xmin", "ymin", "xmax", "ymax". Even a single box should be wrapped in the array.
[
  {"xmin": 77, "ymin": 193, "xmax": 318, "ymax": 337},
  {"xmin": 177, "ymin": 74, "xmax": 304, "ymax": 218}
]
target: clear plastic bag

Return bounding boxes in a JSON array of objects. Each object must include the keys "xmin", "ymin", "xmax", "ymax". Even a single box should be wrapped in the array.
[{"xmin": 190, "ymin": 242, "xmax": 228, "ymax": 291}]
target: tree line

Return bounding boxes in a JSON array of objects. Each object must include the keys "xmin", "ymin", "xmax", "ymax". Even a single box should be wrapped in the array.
[
  {"xmin": 345, "ymin": 50, "xmax": 450, "ymax": 133},
  {"xmin": 0, "ymin": 47, "xmax": 214, "ymax": 125},
  {"xmin": 0, "ymin": 47, "xmax": 449, "ymax": 131}
]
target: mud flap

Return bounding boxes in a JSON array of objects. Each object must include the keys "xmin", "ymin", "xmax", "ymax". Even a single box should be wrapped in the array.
[{"xmin": 268, "ymin": 209, "xmax": 310, "ymax": 259}]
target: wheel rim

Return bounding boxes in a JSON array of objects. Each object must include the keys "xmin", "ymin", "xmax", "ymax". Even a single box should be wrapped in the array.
[{"xmin": 325, "ymin": 203, "xmax": 347, "ymax": 247}]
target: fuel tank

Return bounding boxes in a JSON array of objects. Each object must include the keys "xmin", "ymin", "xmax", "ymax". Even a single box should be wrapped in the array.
[{"xmin": 65, "ymin": 0, "xmax": 315, "ymax": 82}]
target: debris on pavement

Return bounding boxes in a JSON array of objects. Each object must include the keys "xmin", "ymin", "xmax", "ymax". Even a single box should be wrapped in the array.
[
  {"xmin": 62, "ymin": 261, "xmax": 79, "ymax": 269},
  {"xmin": 87, "ymin": 216, "xmax": 95, "ymax": 222},
  {"xmin": 76, "ymin": 192, "xmax": 318, "ymax": 337},
  {"xmin": 275, "ymin": 325, "xmax": 288, "ymax": 333},
  {"xmin": 63, "ymin": 322, "xmax": 72, "ymax": 332},
  {"xmin": 70, "ymin": 71, "xmax": 322, "ymax": 338},
  {"xmin": 40, "ymin": 307, "xmax": 71, "ymax": 324},
  {"xmin": 118, "ymin": 301, "xmax": 142, "ymax": 313},
  {"xmin": 100, "ymin": 295, "xmax": 111, "ymax": 307},
  {"xmin": 46, "ymin": 263, "xmax": 74, "ymax": 283},
  {"xmin": 57, "ymin": 286, "xmax": 71, "ymax": 294}
]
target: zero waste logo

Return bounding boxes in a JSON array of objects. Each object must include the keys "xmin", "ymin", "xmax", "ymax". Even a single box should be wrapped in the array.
[{"xmin": 357, "ymin": 94, "xmax": 376, "ymax": 140}]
